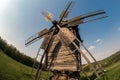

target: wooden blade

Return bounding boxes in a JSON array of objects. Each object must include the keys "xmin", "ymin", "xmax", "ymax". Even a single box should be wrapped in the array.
[
  {"xmin": 62, "ymin": 10, "xmax": 107, "ymax": 27},
  {"xmin": 40, "ymin": 34, "xmax": 51, "ymax": 49},
  {"xmin": 25, "ymin": 28, "xmax": 50, "ymax": 46},
  {"xmin": 80, "ymin": 9, "xmax": 106, "ymax": 19},
  {"xmin": 59, "ymin": 10, "xmax": 69, "ymax": 19},
  {"xmin": 58, "ymin": 0, "xmax": 73, "ymax": 24},
  {"xmin": 83, "ymin": 16, "xmax": 108, "ymax": 24},
  {"xmin": 41, "ymin": 11, "xmax": 53, "ymax": 22}
]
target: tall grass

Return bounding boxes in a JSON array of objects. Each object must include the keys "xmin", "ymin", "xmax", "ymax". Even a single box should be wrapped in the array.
[{"xmin": 0, "ymin": 50, "xmax": 51, "ymax": 80}]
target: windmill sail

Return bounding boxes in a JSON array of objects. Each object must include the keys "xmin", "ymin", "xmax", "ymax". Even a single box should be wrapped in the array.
[
  {"xmin": 41, "ymin": 11, "xmax": 53, "ymax": 22},
  {"xmin": 40, "ymin": 35, "xmax": 51, "ymax": 49},
  {"xmin": 62, "ymin": 10, "xmax": 107, "ymax": 27},
  {"xmin": 25, "ymin": 28, "xmax": 49, "ymax": 46},
  {"xmin": 59, "ymin": 0, "xmax": 73, "ymax": 19},
  {"xmin": 59, "ymin": 0, "xmax": 73, "ymax": 24}
]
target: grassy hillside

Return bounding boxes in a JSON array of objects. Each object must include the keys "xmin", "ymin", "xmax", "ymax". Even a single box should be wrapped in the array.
[
  {"xmin": 81, "ymin": 51, "xmax": 120, "ymax": 80},
  {"xmin": 0, "ymin": 50, "xmax": 51, "ymax": 80},
  {"xmin": 96, "ymin": 51, "xmax": 120, "ymax": 80},
  {"xmin": 82, "ymin": 51, "xmax": 120, "ymax": 80},
  {"xmin": 96, "ymin": 61, "xmax": 120, "ymax": 80}
]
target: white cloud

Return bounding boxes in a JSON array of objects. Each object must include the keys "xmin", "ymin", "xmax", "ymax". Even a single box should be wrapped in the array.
[
  {"xmin": 81, "ymin": 49, "xmax": 86, "ymax": 53},
  {"xmin": 95, "ymin": 39, "xmax": 102, "ymax": 44},
  {"xmin": 118, "ymin": 27, "xmax": 120, "ymax": 31},
  {"xmin": 88, "ymin": 45, "xmax": 95, "ymax": 51}
]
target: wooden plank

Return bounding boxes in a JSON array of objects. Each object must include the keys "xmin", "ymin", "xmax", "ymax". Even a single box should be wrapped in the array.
[
  {"xmin": 67, "ymin": 16, "xmax": 83, "ymax": 26},
  {"xmin": 47, "ymin": 57, "xmax": 76, "ymax": 63},
  {"xmin": 47, "ymin": 35, "xmax": 60, "ymax": 53},
  {"xmin": 57, "ymin": 57, "xmax": 75, "ymax": 62},
  {"xmin": 41, "ymin": 35, "xmax": 51, "ymax": 49},
  {"xmin": 50, "ymin": 66, "xmax": 77, "ymax": 71},
  {"xmin": 58, "ymin": 28, "xmax": 76, "ymax": 46},
  {"xmin": 38, "ymin": 28, "xmax": 49, "ymax": 37},
  {"xmin": 48, "ymin": 63, "xmax": 77, "ymax": 71}
]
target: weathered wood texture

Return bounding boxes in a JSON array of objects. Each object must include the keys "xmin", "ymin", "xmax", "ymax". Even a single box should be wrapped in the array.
[{"xmin": 43, "ymin": 28, "xmax": 80, "ymax": 71}]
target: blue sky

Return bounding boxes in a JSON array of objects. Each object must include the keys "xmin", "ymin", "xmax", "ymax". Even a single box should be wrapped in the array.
[{"xmin": 0, "ymin": 0, "xmax": 120, "ymax": 61}]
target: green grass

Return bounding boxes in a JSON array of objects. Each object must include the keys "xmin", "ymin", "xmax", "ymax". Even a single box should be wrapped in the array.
[
  {"xmin": 0, "ymin": 49, "xmax": 120, "ymax": 80},
  {"xmin": 0, "ymin": 50, "xmax": 51, "ymax": 80},
  {"xmin": 81, "ymin": 51, "xmax": 120, "ymax": 80},
  {"xmin": 94, "ymin": 51, "xmax": 120, "ymax": 80},
  {"xmin": 96, "ymin": 61, "xmax": 120, "ymax": 80},
  {"xmin": 97, "ymin": 51, "xmax": 120, "ymax": 80}
]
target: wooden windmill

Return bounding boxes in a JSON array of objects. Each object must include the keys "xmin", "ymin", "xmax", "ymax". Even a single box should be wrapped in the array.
[{"xmin": 25, "ymin": 1, "xmax": 107, "ymax": 80}]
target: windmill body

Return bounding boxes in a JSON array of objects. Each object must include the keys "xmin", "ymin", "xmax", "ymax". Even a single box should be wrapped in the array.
[{"xmin": 42, "ymin": 26, "xmax": 81, "ymax": 72}]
